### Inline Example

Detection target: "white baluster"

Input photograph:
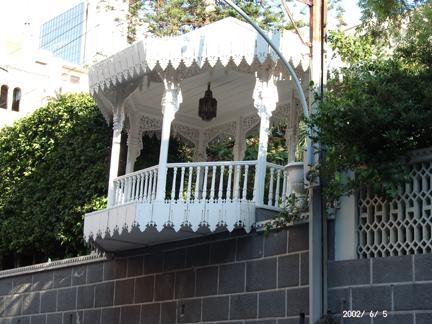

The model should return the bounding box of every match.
[187,166,193,202]
[210,166,216,201]
[218,165,225,200]
[242,165,249,201]
[143,173,149,201]
[275,169,281,207]
[131,175,137,201]
[195,166,201,201]
[202,166,209,200]
[138,173,145,201]
[147,172,153,202]
[226,165,233,200]
[282,170,288,206]
[171,167,178,201]
[120,179,125,204]
[268,167,275,206]
[179,167,185,201]
[233,164,241,200]
[113,181,119,205]
[152,171,157,200]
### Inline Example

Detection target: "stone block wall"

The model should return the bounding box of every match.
[0,224,309,324]
[328,254,432,324]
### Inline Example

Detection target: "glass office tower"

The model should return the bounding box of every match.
[39,3,85,64]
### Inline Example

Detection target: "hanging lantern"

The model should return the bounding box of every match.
[198,83,217,121]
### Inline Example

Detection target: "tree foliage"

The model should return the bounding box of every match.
[308,2,432,202]
[131,0,294,38]
[0,94,111,268]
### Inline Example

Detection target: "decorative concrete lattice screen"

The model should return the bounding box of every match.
[357,150,432,258]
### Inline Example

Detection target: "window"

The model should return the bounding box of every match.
[0,85,8,109]
[12,87,21,112]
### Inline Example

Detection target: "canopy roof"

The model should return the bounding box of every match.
[88,17,310,134]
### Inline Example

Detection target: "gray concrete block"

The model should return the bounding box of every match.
[32,272,53,291]
[71,266,86,286]
[373,313,413,324]
[22,292,40,315]
[77,285,95,309]
[219,263,245,294]
[246,258,276,291]
[210,239,236,264]
[286,287,309,316]
[141,303,160,324]
[11,317,29,324]
[175,270,195,299]
[57,287,76,311]
[127,256,144,277]
[394,283,432,310]
[83,309,101,324]
[46,313,62,324]
[62,310,83,324]
[161,302,176,324]
[94,282,114,307]
[258,290,285,318]
[264,231,287,256]
[278,254,300,288]
[416,312,432,324]
[246,321,277,324]
[114,279,134,305]
[202,296,229,322]
[372,256,412,283]
[120,305,140,324]
[230,293,258,319]
[328,259,370,287]
[415,254,432,281]
[0,318,10,324]
[256,207,279,222]
[164,249,186,271]
[40,291,56,313]
[30,314,46,324]
[135,275,154,303]
[186,244,210,267]
[196,266,218,296]
[300,252,309,286]
[237,235,263,260]
[352,286,391,311]
[288,224,309,252]
[12,276,32,294]
[144,254,164,274]
[155,273,174,301]
[86,262,103,283]
[327,288,350,314]
[4,294,22,317]
[0,280,12,296]
[101,307,120,324]
[53,269,71,288]
[177,298,201,323]
[104,258,127,280]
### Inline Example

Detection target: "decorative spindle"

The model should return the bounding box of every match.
[242,165,249,201]
[218,165,225,200]
[179,167,185,201]
[226,165,233,200]
[171,167,178,201]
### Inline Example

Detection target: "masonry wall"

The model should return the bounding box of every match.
[0,224,309,324]
[328,254,432,324]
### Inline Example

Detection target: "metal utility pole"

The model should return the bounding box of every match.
[309,0,327,322]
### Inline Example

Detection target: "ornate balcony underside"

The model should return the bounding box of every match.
[84,160,302,251]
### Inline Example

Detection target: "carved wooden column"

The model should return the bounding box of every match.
[253,74,278,206]
[108,111,124,207]
[126,117,143,174]
[233,117,246,161]
[156,79,182,201]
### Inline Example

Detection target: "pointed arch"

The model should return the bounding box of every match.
[0,85,8,109]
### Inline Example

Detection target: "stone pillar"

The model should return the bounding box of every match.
[156,80,182,201]
[193,130,207,162]
[108,111,124,207]
[253,75,278,206]
[125,117,143,174]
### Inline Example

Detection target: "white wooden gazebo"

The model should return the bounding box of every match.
[84,17,310,251]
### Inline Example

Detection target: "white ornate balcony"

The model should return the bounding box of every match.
[84,160,305,251]
[83,17,310,251]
